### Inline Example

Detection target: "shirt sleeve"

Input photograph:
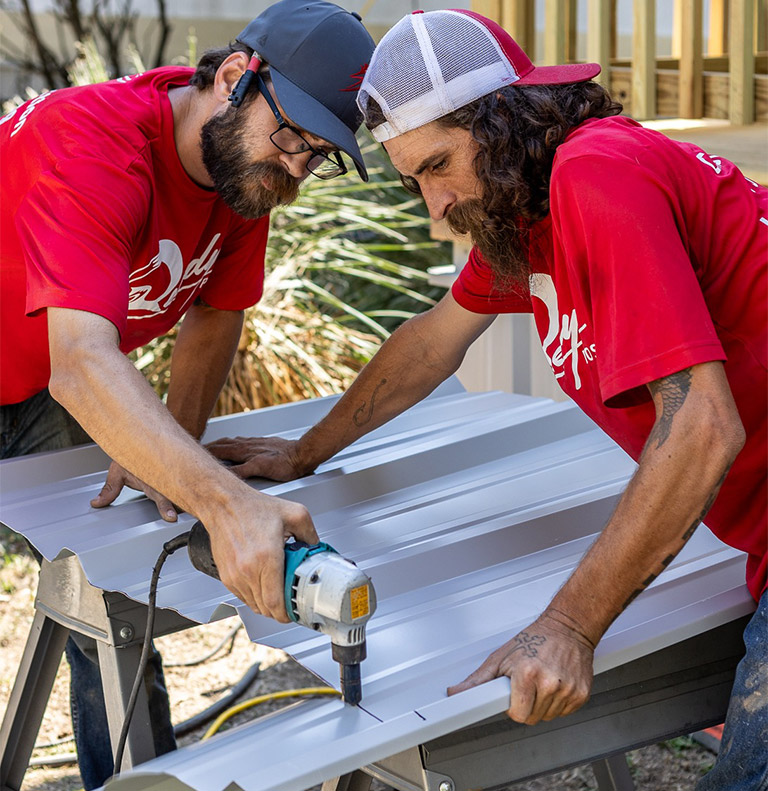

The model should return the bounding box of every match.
[550,154,725,408]
[16,155,151,337]
[199,214,269,311]
[452,246,532,314]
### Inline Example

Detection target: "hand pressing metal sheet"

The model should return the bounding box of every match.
[0,386,754,791]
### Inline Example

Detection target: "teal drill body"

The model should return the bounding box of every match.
[187,522,376,705]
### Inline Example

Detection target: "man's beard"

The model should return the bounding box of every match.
[200,106,300,220]
[446,197,531,293]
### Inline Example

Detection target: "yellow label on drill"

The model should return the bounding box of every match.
[350,584,370,619]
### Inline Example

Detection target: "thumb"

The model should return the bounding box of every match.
[91,469,123,509]
[289,513,319,545]
[230,461,262,480]
[232,456,293,482]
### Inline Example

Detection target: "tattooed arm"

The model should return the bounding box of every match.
[449,361,744,724]
[208,291,495,480]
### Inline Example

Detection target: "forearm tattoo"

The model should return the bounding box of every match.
[353,378,388,427]
[647,368,692,449]
[621,465,732,612]
[621,553,675,610]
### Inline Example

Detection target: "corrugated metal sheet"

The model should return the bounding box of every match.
[0,382,753,791]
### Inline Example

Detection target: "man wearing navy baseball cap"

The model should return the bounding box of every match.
[210,10,766,790]
[1,2,373,786]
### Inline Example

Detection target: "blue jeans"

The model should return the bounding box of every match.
[696,589,768,791]
[1,389,176,789]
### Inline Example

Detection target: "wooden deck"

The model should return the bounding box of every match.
[642,119,768,185]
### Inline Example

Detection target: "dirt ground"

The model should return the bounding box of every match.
[0,547,717,791]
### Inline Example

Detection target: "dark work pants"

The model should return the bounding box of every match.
[1,389,176,789]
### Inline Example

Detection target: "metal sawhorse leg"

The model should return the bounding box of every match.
[0,553,193,791]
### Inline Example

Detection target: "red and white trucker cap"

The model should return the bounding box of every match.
[358,9,601,143]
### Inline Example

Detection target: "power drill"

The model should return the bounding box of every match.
[187,521,377,705]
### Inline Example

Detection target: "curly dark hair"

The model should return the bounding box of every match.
[364,82,623,288]
[442,82,622,219]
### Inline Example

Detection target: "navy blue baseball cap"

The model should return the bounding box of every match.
[237,0,375,181]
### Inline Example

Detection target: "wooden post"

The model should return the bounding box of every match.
[679,0,703,118]
[471,0,502,22]
[632,0,656,120]
[587,0,612,88]
[756,0,768,51]
[501,0,535,58]
[708,0,728,55]
[731,0,756,123]
[565,0,578,62]
[545,0,567,65]
[673,0,683,58]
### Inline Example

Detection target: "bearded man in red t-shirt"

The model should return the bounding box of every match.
[0,1,374,786]
[208,10,767,791]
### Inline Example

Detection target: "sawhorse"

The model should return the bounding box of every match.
[0,553,194,791]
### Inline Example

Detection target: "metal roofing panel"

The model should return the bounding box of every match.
[0,382,754,791]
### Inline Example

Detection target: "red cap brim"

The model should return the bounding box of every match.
[514,62,601,86]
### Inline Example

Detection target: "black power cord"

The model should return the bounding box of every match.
[112,531,191,777]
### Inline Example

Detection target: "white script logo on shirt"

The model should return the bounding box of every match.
[128,234,222,319]
[530,274,596,391]
[2,91,56,138]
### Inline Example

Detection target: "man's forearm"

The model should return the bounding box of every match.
[48,312,253,525]
[295,306,477,472]
[544,363,744,646]
[166,301,244,439]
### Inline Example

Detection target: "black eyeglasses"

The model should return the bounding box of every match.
[256,74,347,180]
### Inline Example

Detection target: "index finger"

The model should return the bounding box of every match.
[446,663,498,696]
[507,676,537,723]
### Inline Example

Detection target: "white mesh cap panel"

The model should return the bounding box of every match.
[370,18,432,116]
[358,10,521,142]
[423,11,502,84]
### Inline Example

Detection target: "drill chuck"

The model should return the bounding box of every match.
[332,642,366,705]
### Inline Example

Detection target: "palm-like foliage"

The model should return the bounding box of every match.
[134,142,447,414]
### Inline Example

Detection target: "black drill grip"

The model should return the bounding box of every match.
[187,521,220,580]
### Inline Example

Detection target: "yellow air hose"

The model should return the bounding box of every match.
[201,687,341,740]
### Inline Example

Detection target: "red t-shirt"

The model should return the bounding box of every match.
[1,67,269,405]
[453,116,767,600]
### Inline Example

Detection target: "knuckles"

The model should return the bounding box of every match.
[284,502,312,528]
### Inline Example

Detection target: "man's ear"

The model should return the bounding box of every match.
[212,51,250,105]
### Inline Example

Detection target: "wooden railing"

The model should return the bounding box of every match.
[471,0,767,123]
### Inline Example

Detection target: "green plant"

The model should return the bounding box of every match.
[135,140,448,414]
[661,735,698,756]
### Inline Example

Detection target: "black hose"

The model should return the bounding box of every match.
[31,661,262,767]
[164,622,243,668]
[172,661,261,737]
